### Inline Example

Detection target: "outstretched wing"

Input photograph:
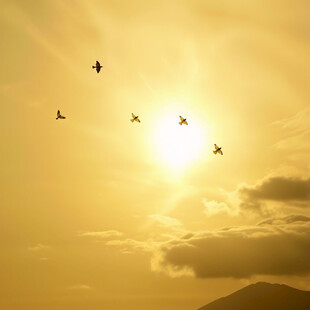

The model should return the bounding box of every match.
[218,149,223,155]
[179,116,184,121]
[96,61,100,66]
[60,116,66,119]
[57,110,60,117]
[183,120,188,125]
[135,118,141,123]
[132,113,136,118]
[214,144,219,150]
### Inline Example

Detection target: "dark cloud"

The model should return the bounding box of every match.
[202,176,310,218]
[155,220,310,278]
[240,177,310,201]
[258,214,310,226]
[238,176,310,215]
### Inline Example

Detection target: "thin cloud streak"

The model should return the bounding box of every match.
[77,230,123,238]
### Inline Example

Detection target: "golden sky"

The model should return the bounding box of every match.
[0,1,309,309]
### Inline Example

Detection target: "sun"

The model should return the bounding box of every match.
[151,110,206,170]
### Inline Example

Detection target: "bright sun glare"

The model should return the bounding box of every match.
[152,110,206,170]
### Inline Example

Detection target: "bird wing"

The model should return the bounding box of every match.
[179,116,184,121]
[214,144,219,150]
[132,113,136,118]
[135,118,141,123]
[96,61,100,66]
[57,110,60,116]
[219,150,223,155]
[184,120,188,125]
[213,150,217,154]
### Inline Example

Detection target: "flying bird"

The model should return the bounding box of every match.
[179,116,188,125]
[92,60,102,73]
[131,113,141,123]
[213,144,223,155]
[56,110,66,120]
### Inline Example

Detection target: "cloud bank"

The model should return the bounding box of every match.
[153,216,310,278]
[103,215,310,279]
[203,175,310,217]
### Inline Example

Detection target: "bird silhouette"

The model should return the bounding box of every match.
[92,60,103,73]
[131,113,141,123]
[179,115,188,125]
[56,110,66,120]
[213,144,223,155]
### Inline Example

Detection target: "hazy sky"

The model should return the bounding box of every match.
[0,1,309,309]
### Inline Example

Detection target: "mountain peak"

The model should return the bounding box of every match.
[198,282,310,310]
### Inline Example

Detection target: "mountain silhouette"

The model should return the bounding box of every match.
[198,282,310,310]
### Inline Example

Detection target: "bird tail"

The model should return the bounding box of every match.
[56,117,58,120]
[213,150,217,154]
[179,122,182,125]
[131,119,134,122]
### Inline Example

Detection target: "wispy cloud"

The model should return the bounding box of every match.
[202,199,238,217]
[39,257,49,261]
[105,238,156,253]
[77,230,123,238]
[271,109,310,163]
[28,243,50,251]
[66,284,93,290]
[148,214,182,228]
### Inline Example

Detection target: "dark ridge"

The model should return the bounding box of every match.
[197,282,310,310]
